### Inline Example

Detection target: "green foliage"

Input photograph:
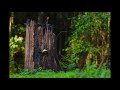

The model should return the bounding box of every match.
[11,24,26,37]
[16,24,26,35]
[9,35,25,73]
[9,23,25,74]
[10,65,110,78]
[72,12,110,36]
[10,24,25,54]
[9,35,24,57]
[80,61,111,78]
[60,12,111,71]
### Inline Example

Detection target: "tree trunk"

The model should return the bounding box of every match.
[9,12,14,36]
[24,20,35,69]
[25,19,61,71]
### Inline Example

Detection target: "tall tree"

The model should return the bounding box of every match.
[9,12,14,36]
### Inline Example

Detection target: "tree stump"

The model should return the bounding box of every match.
[25,20,61,71]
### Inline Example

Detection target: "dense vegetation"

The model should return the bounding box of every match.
[9,12,111,78]
[60,12,111,70]
[10,64,110,78]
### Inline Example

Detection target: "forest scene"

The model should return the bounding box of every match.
[9,12,111,78]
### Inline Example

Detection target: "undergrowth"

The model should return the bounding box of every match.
[10,65,111,78]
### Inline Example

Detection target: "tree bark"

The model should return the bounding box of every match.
[24,20,34,69]
[9,12,14,36]
[25,20,61,71]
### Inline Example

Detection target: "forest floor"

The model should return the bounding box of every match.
[10,68,111,78]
